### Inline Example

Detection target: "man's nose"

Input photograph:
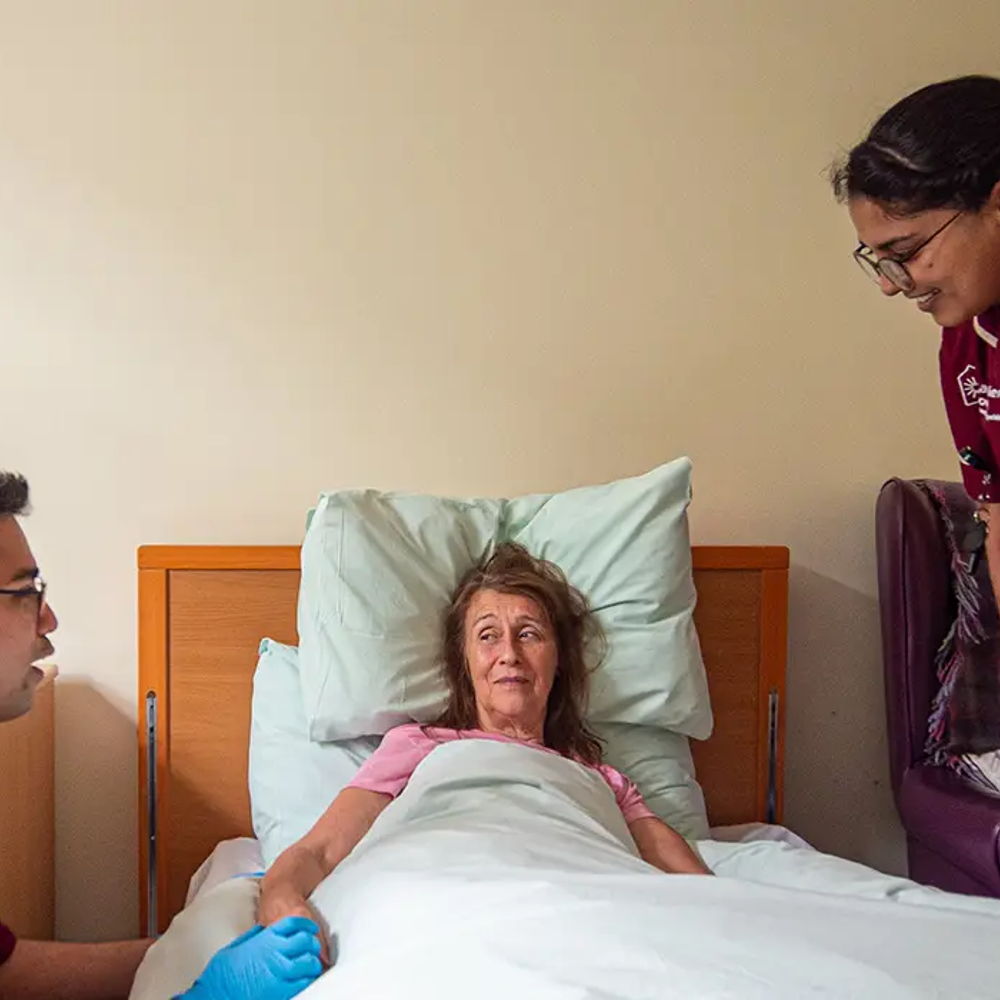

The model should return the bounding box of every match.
[38,600,58,635]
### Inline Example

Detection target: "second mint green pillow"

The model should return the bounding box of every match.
[297,458,711,742]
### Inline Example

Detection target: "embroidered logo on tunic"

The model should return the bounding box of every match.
[958,364,1000,421]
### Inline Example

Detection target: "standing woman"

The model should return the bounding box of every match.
[833,75,1000,597]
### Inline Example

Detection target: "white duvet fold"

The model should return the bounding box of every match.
[133,740,1000,1000]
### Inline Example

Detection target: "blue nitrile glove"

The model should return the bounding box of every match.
[175,916,323,1000]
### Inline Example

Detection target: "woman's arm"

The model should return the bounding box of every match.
[628,817,712,875]
[258,787,390,926]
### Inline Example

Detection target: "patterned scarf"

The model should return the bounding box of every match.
[920,480,1000,786]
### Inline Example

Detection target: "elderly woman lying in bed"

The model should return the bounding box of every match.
[259,543,709,932]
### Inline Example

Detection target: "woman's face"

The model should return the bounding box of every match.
[463,588,557,735]
[848,192,1000,328]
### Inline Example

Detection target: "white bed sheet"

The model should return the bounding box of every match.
[139,745,997,999]
[185,837,264,906]
[186,824,812,905]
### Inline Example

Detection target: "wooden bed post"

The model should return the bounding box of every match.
[760,566,789,823]
[137,566,169,937]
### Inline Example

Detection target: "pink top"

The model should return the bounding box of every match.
[347,723,656,825]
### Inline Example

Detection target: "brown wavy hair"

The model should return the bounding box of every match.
[434,542,605,765]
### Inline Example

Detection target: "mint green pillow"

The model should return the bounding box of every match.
[297,458,711,742]
[592,722,709,840]
[250,639,381,867]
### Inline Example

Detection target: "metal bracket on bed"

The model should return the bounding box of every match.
[145,690,158,937]
[766,688,779,824]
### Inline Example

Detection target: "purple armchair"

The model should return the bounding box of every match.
[876,477,1000,896]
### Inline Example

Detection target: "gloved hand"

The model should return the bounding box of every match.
[176,916,323,1000]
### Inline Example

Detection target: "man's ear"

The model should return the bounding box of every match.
[986,179,1000,219]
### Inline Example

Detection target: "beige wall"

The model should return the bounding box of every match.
[2,1,996,939]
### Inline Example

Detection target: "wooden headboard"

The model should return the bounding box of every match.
[137,545,788,934]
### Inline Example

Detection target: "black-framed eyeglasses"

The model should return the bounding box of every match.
[853,211,963,292]
[0,574,47,614]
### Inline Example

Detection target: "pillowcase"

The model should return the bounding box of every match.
[297,458,710,742]
[250,641,709,858]
[592,722,709,840]
[248,638,380,867]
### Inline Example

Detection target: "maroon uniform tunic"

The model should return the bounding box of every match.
[940,306,1000,502]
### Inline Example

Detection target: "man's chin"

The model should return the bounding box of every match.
[0,690,36,722]
[0,668,43,722]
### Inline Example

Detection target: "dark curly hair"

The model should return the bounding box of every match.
[434,542,605,765]
[831,75,1000,215]
[0,472,29,518]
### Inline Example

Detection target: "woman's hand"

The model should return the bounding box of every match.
[257,895,319,929]
[257,789,391,969]
[257,895,330,966]
[976,503,1000,615]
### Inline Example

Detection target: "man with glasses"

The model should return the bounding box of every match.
[0,472,323,999]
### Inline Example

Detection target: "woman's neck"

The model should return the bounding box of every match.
[476,710,544,744]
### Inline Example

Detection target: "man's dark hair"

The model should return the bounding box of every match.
[0,472,30,517]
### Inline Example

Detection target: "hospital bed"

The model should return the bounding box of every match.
[130,523,1000,998]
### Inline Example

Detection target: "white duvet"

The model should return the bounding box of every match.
[133,741,1000,999]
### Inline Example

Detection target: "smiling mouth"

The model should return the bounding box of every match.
[911,290,939,311]
[496,677,529,686]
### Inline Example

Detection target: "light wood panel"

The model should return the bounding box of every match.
[138,545,788,932]
[688,569,787,825]
[0,670,55,938]
[140,547,300,571]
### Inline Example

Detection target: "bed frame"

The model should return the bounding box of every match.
[137,544,789,934]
